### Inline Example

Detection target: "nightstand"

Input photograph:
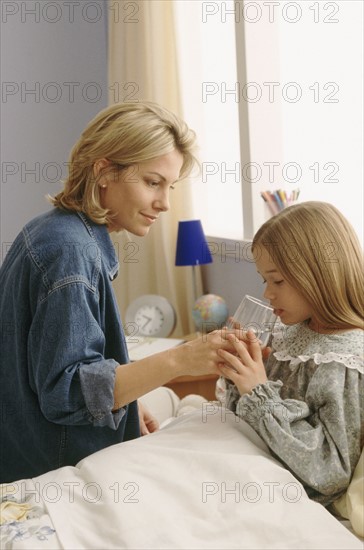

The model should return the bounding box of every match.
[164,373,218,400]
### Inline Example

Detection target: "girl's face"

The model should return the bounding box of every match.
[255,245,318,329]
[97,149,184,235]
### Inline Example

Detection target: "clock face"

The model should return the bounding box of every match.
[135,305,165,336]
[125,295,176,338]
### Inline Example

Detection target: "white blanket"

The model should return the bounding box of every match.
[1,408,362,549]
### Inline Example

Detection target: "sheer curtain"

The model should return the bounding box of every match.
[108,0,199,335]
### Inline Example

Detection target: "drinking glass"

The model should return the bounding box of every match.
[215,295,276,403]
[226,294,276,347]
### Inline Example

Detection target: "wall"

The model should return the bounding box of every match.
[202,237,265,316]
[1,0,108,261]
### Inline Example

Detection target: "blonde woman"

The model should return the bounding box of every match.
[0,102,236,483]
[218,202,364,507]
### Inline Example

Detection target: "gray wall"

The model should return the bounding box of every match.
[202,237,265,318]
[1,1,108,261]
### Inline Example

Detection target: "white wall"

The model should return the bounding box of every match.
[1,0,108,262]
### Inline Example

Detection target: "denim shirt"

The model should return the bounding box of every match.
[0,208,140,483]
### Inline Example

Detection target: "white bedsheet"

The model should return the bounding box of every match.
[1,409,363,549]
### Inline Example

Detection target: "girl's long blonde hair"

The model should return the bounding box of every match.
[252,201,364,331]
[49,101,197,224]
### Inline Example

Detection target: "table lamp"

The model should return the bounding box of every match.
[175,219,212,303]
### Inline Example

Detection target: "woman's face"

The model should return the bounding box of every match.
[97,149,184,235]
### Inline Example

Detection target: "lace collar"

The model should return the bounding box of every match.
[271,322,364,373]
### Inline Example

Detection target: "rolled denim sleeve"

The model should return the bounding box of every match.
[28,280,126,430]
[79,359,126,428]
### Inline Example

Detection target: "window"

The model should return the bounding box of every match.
[175,0,363,244]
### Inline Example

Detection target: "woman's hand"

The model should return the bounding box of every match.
[216,330,268,395]
[173,329,246,377]
[114,329,250,409]
[138,401,159,435]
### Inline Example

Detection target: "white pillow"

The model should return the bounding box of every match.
[333,447,364,538]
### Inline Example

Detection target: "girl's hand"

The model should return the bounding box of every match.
[217,330,268,395]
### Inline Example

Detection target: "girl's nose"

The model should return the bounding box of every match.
[263,285,274,301]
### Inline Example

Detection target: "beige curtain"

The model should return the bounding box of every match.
[108,0,201,336]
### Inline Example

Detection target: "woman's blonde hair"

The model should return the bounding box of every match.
[49,101,197,224]
[252,201,364,331]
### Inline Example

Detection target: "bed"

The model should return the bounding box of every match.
[1,390,363,550]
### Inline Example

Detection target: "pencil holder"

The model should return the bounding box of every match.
[261,189,300,218]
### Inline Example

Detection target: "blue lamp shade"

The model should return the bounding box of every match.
[175,220,213,266]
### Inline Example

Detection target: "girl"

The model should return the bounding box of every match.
[217,201,363,506]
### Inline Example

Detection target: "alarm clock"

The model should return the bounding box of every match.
[125,294,176,337]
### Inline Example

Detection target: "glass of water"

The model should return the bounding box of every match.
[226,294,276,346]
[216,295,276,403]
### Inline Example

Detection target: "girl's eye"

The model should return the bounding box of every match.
[262,279,284,285]
[147,181,160,187]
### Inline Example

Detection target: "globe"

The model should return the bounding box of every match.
[192,294,229,332]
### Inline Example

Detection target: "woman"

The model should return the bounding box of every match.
[0,101,234,483]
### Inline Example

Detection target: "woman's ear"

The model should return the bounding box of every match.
[93,158,110,186]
